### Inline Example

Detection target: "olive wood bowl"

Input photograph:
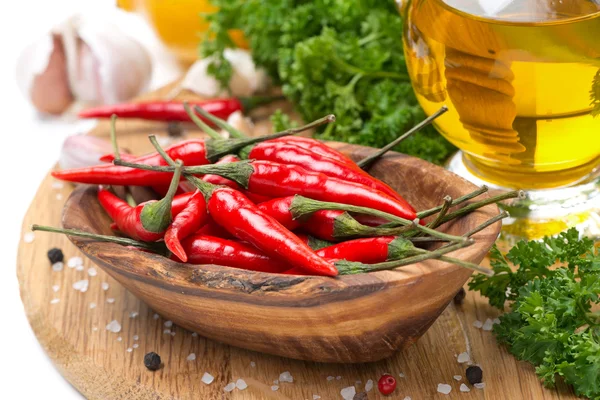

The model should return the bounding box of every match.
[62,143,500,363]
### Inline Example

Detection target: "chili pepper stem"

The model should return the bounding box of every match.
[462,211,509,238]
[438,190,523,225]
[183,102,222,140]
[31,224,162,252]
[332,212,415,238]
[358,105,448,170]
[139,161,183,233]
[428,195,452,229]
[335,240,473,275]
[409,248,494,276]
[290,196,468,243]
[417,186,489,219]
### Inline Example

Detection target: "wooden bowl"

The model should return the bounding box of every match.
[62,143,500,363]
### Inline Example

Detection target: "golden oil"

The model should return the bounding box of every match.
[401,0,600,189]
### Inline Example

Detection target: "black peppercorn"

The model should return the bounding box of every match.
[47,248,64,264]
[466,365,483,385]
[144,352,162,371]
[167,121,183,137]
[453,287,466,305]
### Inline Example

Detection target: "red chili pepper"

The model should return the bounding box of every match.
[316,236,413,264]
[243,141,409,203]
[97,162,182,241]
[78,97,280,122]
[195,219,234,239]
[203,155,270,203]
[200,161,417,221]
[164,191,208,262]
[378,375,397,395]
[173,234,288,273]
[271,136,359,169]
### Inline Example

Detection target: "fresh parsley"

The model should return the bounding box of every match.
[469,228,600,399]
[200,0,456,165]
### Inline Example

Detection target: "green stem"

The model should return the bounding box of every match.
[290,196,467,243]
[31,224,161,252]
[428,195,452,229]
[417,186,489,219]
[410,248,493,276]
[193,104,244,139]
[139,161,183,233]
[330,52,409,80]
[184,102,221,140]
[358,105,448,170]
[437,190,523,225]
[462,211,509,238]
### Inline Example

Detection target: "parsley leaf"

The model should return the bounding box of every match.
[470,228,600,399]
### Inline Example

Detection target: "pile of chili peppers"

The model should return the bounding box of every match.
[36,103,518,277]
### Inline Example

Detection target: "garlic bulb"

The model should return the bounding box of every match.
[16,14,152,115]
[58,134,115,170]
[179,49,269,98]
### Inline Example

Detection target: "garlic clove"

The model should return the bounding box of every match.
[59,134,115,170]
[17,33,74,115]
[224,111,255,139]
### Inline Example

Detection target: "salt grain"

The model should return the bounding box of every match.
[75,265,84,271]
[313,395,321,400]
[127,348,133,353]
[133,335,139,341]
[170,331,176,337]
[130,312,139,319]
[271,385,279,391]
[52,285,60,292]
[56,193,63,200]
[437,383,452,395]
[52,181,64,189]
[365,379,373,392]
[68,256,83,268]
[191,332,198,337]
[105,320,121,333]
[399,372,405,378]
[327,376,335,381]
[474,383,486,389]
[87,267,97,277]
[52,262,64,272]
[163,329,171,335]
[101,282,109,291]
[73,279,89,293]
[117,337,122,342]
[224,382,236,392]
[187,353,196,361]
[236,379,248,390]
[454,375,462,381]
[201,372,214,385]
[336,376,341,380]
[340,386,356,400]
[460,383,470,392]
[106,298,115,304]
[457,352,470,363]
[473,320,483,328]
[50,298,60,304]
[153,313,159,320]
[482,318,494,331]
[23,232,35,243]
[493,318,501,325]
[279,371,293,383]
[89,302,96,309]
[164,320,173,328]
[133,344,139,349]
[250,361,256,368]
[273,380,279,384]
[92,327,98,332]
[404,397,412,400]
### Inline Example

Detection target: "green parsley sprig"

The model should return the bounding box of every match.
[469,228,600,399]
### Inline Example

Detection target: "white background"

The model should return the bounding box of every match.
[0,1,181,397]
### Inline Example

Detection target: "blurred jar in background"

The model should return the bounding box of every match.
[117,0,248,65]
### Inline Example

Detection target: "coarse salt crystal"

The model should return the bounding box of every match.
[313,395,321,400]
[75,265,84,271]
[56,193,63,200]
[170,331,176,337]
[130,312,139,319]
[52,181,64,189]
[101,282,109,291]
[52,262,64,272]
[340,386,356,400]
[365,379,373,392]
[117,337,122,342]
[126,348,133,353]
[437,383,452,395]
[271,385,279,391]
[327,376,335,381]
[460,383,470,392]
[106,320,121,333]
[153,313,159,320]
[164,320,173,328]
[68,257,83,268]
[250,361,256,368]
[133,344,139,349]
[106,298,115,304]
[279,371,293,383]
[89,302,96,309]
[236,379,248,390]
[482,318,494,331]
[355,380,362,385]
[52,285,60,292]
[191,332,198,337]
[474,383,486,389]
[50,298,60,304]
[133,335,139,340]
[493,318,501,325]
[92,327,98,332]
[163,329,171,335]
[399,372,405,378]
[73,280,89,292]
[87,267,97,277]
[201,372,214,385]
[404,397,412,400]
[273,380,279,384]
[187,353,196,361]
[473,320,483,328]
[336,376,341,380]
[457,352,470,363]
[23,232,35,243]
[454,375,462,381]
[224,382,236,392]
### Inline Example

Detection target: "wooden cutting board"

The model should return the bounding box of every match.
[16,85,577,400]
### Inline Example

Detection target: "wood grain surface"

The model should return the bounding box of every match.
[16,86,577,399]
